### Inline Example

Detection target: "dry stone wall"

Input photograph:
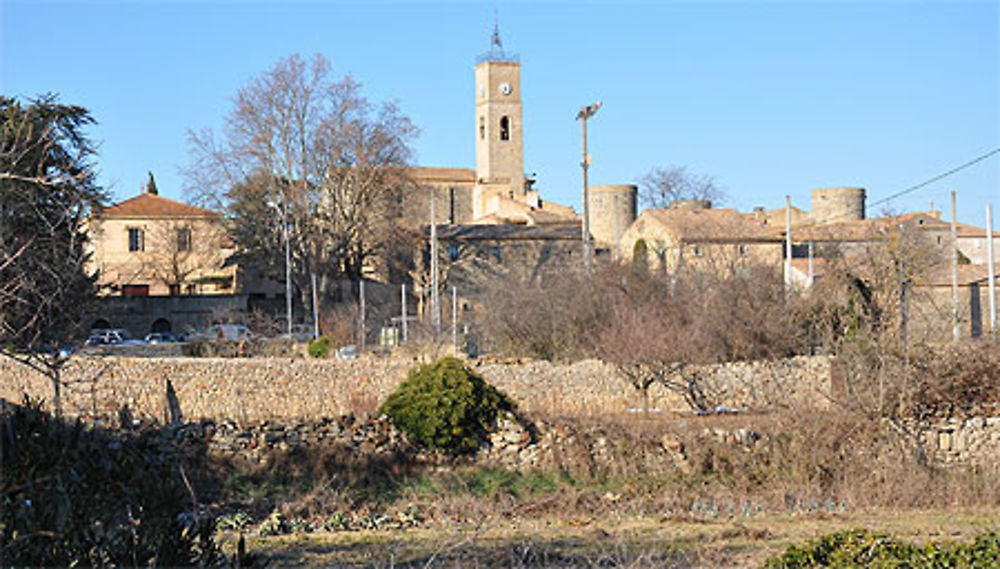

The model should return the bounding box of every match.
[0,355,835,423]
[919,416,1000,467]
[0,355,832,421]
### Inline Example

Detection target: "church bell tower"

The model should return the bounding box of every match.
[473,23,526,219]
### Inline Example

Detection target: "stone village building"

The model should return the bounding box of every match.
[83,31,1000,342]
[86,176,237,298]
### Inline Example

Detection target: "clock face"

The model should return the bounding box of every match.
[499,82,512,95]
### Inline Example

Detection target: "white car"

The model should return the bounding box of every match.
[85,329,145,346]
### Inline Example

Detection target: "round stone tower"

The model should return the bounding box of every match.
[588,184,638,247]
[810,187,866,224]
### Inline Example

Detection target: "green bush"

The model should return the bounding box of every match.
[765,528,1000,568]
[181,340,213,357]
[307,335,333,358]
[0,398,221,566]
[380,357,514,455]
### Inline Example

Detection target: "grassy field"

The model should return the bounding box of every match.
[229,507,1000,567]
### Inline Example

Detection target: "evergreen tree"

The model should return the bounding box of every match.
[0,94,106,414]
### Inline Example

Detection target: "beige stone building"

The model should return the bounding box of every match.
[618,205,784,275]
[87,183,236,296]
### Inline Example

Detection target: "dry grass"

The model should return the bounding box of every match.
[238,507,1000,567]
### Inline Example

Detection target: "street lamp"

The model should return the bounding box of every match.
[577,101,601,275]
[266,198,293,337]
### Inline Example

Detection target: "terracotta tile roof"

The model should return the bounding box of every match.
[789,212,954,242]
[917,264,1000,287]
[525,208,575,225]
[954,221,999,238]
[99,193,221,219]
[432,223,580,242]
[644,208,780,242]
[408,166,476,184]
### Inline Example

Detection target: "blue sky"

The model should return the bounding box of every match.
[2,1,998,225]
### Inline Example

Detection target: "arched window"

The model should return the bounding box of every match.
[479,116,485,140]
[632,239,648,273]
[499,116,510,141]
[151,318,172,334]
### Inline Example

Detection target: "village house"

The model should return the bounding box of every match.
[86,176,237,297]
[617,203,784,276]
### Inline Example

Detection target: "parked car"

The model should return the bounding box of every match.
[144,332,179,344]
[188,324,252,343]
[279,323,316,342]
[85,328,144,346]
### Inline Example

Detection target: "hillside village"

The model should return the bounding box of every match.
[82,34,1000,346]
[4,14,1000,568]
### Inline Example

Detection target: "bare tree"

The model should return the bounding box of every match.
[146,219,228,293]
[1,94,105,415]
[639,165,725,209]
[185,53,418,314]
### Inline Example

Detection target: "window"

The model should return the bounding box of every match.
[122,284,149,296]
[738,244,748,256]
[499,116,510,141]
[479,116,485,140]
[128,227,144,252]
[447,244,459,261]
[177,227,192,252]
[168,284,181,296]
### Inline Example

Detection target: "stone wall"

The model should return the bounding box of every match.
[919,416,1000,467]
[0,355,835,423]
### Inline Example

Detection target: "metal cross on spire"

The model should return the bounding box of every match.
[476,11,518,64]
[491,11,503,52]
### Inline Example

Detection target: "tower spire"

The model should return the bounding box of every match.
[491,11,503,53]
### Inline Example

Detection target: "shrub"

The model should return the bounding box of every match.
[0,398,221,566]
[765,528,1000,568]
[380,357,514,455]
[307,335,333,358]
[181,340,213,357]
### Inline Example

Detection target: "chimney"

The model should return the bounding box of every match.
[145,171,159,195]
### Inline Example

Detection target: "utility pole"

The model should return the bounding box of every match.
[577,101,601,276]
[359,279,366,351]
[311,272,319,340]
[430,190,441,337]
[785,195,793,295]
[899,223,909,366]
[267,198,293,337]
[951,190,960,342]
[401,284,408,343]
[452,286,458,355]
[987,204,997,336]
[807,241,815,287]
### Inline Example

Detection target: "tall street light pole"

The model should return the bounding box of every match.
[267,199,293,337]
[577,101,601,275]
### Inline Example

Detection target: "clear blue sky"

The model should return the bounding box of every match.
[3,1,998,225]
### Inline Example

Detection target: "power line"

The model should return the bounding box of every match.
[868,147,1000,211]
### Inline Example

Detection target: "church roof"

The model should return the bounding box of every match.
[408,166,476,184]
[431,223,580,242]
[99,192,221,219]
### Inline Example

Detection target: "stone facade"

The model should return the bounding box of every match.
[87,187,237,297]
[588,185,637,250]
